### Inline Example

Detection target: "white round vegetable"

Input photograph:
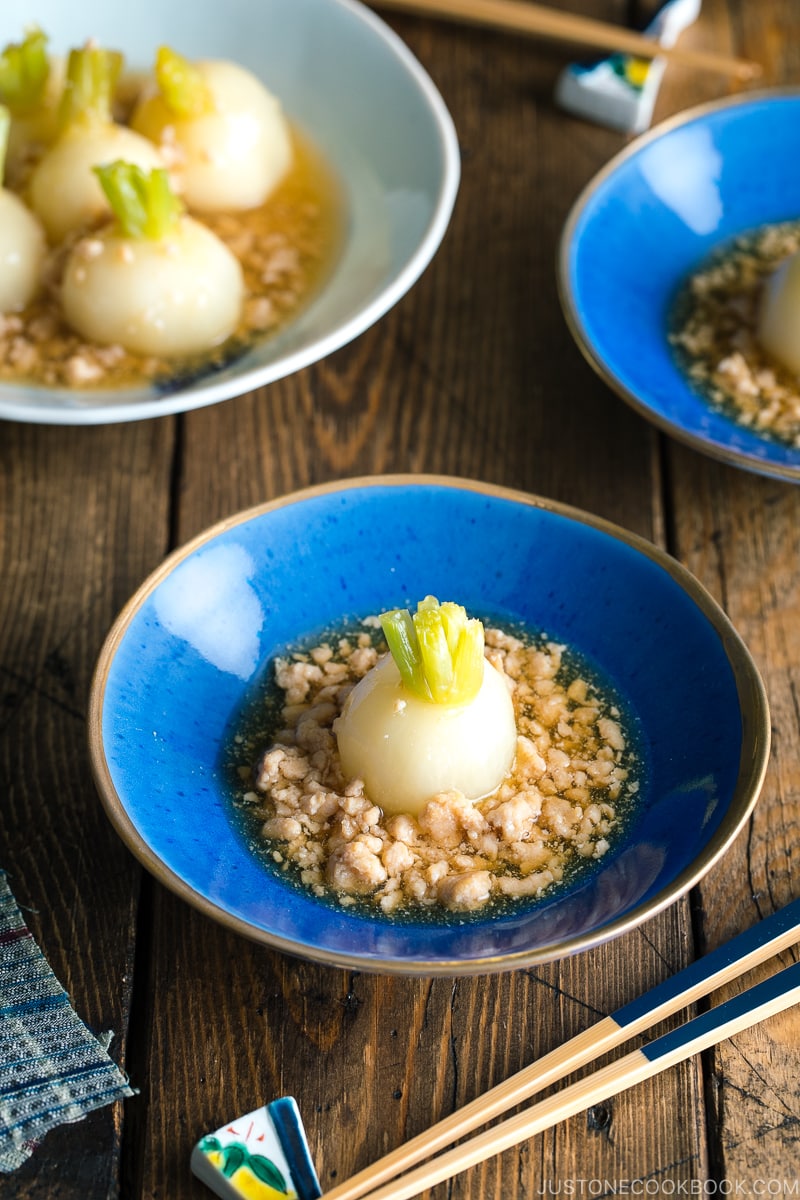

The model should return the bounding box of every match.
[132,59,292,212]
[29,124,163,242]
[0,188,46,312]
[335,654,517,816]
[757,251,800,376]
[61,215,244,357]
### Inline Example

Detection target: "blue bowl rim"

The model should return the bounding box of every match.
[557,88,800,485]
[87,475,771,974]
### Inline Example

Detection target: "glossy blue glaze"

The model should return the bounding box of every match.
[269,1098,321,1200]
[92,479,768,972]
[560,92,800,482]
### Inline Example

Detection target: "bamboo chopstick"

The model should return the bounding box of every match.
[320,898,800,1200]
[352,958,800,1200]
[373,0,761,80]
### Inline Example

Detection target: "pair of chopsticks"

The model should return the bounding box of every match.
[373,0,761,81]
[320,898,800,1200]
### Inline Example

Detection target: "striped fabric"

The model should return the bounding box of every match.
[0,871,135,1172]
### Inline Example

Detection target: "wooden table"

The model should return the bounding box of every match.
[3,1,799,1196]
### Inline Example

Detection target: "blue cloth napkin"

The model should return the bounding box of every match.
[0,870,135,1171]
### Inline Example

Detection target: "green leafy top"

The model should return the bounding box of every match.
[154,46,213,119]
[59,43,123,129]
[0,28,50,117]
[93,161,183,240]
[380,596,485,705]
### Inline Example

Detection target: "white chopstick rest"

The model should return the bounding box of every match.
[554,0,702,134]
[192,1097,321,1200]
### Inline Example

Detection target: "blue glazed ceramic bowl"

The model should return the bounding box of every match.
[559,91,800,483]
[88,477,769,974]
[0,0,458,425]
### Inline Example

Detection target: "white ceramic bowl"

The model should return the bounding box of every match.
[1,0,459,424]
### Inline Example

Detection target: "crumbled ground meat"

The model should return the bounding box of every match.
[239,623,637,915]
[0,130,340,391]
[669,221,800,447]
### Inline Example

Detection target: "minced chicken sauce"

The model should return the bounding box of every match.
[669,220,800,447]
[230,620,639,917]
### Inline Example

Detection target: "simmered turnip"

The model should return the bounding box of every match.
[61,161,243,357]
[0,105,46,312]
[29,44,163,242]
[131,48,291,212]
[758,251,800,376]
[335,598,517,816]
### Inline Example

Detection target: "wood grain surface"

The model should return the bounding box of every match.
[1,2,798,1198]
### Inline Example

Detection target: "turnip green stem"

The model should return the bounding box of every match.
[155,46,213,119]
[414,607,454,703]
[380,596,485,705]
[0,28,49,117]
[59,43,123,129]
[380,607,432,702]
[94,161,183,240]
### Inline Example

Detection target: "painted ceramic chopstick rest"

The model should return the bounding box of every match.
[554,0,702,134]
[191,1098,321,1200]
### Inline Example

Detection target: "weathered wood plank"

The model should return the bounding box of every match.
[0,421,175,1197]
[5,1,800,1198]
[667,455,800,1180]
